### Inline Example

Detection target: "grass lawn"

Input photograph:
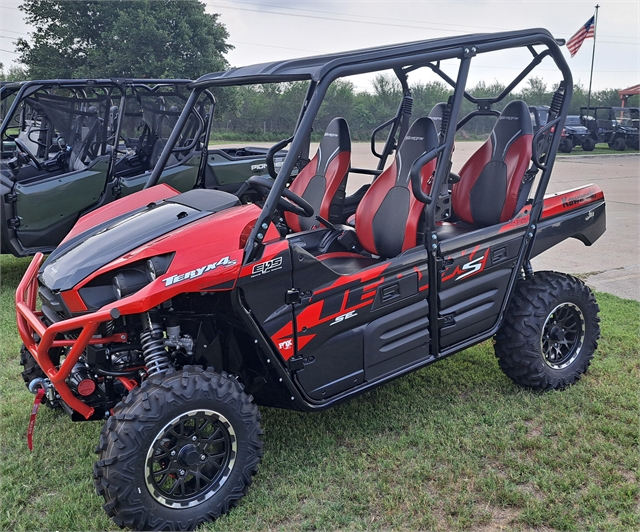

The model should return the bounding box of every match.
[0,254,638,531]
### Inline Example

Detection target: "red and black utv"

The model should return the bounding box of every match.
[16,29,605,531]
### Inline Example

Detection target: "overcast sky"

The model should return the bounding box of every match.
[1,0,638,92]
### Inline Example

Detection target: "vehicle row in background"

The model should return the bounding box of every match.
[529,104,639,153]
[0,79,290,257]
[580,106,639,151]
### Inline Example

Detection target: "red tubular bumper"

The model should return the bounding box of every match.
[16,253,127,419]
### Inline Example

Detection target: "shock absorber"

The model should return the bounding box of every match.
[440,97,453,141]
[140,312,171,376]
[549,81,565,120]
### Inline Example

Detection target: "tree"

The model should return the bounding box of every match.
[0,62,28,81]
[16,0,232,79]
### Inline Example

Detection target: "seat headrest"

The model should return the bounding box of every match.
[314,117,351,174]
[321,117,350,152]
[395,117,439,185]
[490,100,533,160]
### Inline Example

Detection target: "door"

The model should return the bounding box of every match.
[289,243,431,401]
[437,223,528,349]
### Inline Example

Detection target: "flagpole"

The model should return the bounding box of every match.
[586,4,600,113]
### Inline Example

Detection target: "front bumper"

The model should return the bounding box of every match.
[16,253,127,419]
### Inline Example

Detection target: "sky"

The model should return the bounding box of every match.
[1,0,638,93]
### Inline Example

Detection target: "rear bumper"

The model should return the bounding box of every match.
[16,253,127,419]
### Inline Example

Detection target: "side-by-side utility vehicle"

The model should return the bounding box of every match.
[579,105,639,151]
[1,79,292,257]
[16,29,605,531]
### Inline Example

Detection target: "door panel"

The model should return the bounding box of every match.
[363,299,430,380]
[14,158,110,248]
[438,230,525,348]
[119,154,202,196]
[291,244,430,399]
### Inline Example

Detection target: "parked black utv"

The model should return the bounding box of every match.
[529,106,593,152]
[580,106,639,151]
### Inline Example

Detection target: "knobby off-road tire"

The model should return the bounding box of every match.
[559,138,573,153]
[613,137,626,151]
[494,271,600,391]
[94,366,263,531]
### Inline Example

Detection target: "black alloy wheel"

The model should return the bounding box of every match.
[494,271,600,390]
[94,366,263,531]
[145,408,236,509]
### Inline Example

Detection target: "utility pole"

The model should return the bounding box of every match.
[586,4,600,113]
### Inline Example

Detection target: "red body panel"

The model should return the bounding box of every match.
[541,184,604,219]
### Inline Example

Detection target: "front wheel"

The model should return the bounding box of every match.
[494,271,600,391]
[581,138,596,152]
[613,137,626,151]
[94,366,263,531]
[559,138,573,153]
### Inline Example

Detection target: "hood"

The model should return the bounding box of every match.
[565,125,589,134]
[41,189,240,291]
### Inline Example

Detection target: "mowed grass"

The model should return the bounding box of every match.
[0,254,638,531]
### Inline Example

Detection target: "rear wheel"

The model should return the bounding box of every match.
[94,366,263,531]
[494,271,600,391]
[581,138,596,151]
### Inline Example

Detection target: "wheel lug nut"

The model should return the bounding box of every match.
[200,454,206,461]
[179,469,185,476]
[170,450,176,457]
[192,435,197,441]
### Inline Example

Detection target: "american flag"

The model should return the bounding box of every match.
[567,16,596,57]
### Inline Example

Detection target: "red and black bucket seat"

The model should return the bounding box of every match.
[285,117,351,232]
[450,99,533,228]
[353,116,440,259]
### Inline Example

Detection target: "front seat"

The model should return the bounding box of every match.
[285,117,351,232]
[450,100,533,227]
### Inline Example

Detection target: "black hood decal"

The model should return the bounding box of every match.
[41,189,240,291]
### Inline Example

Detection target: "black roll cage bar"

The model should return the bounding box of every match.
[146,30,573,358]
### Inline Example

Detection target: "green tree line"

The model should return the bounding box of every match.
[211,76,640,141]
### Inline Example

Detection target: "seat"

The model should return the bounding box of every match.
[450,100,533,227]
[284,117,351,232]
[353,116,440,259]
[68,105,103,171]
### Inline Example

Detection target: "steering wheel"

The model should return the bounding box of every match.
[246,175,314,218]
[14,138,43,170]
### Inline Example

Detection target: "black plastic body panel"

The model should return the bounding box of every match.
[364,299,430,380]
[530,200,606,258]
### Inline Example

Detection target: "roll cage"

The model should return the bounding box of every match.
[146,28,573,358]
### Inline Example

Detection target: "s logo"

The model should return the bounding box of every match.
[455,251,489,281]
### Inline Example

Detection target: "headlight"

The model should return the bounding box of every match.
[112,270,148,300]
[145,255,173,282]
[79,253,175,308]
